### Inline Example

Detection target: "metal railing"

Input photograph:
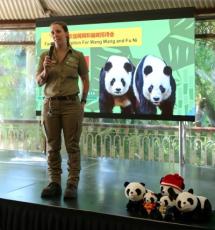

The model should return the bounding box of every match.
[0,120,214,167]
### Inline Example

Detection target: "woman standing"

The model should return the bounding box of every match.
[36,21,89,199]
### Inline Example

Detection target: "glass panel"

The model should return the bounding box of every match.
[196,20,215,34]
[0,30,35,42]
[0,45,36,119]
[195,38,215,127]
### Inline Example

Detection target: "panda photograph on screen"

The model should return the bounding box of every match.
[99,55,137,114]
[133,55,176,116]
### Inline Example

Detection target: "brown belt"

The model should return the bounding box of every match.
[47,94,78,101]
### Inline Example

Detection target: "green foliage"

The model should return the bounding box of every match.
[0,45,36,119]
[195,39,215,126]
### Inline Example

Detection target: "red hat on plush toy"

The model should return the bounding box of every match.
[160,173,185,192]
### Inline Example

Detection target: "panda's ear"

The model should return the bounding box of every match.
[104,62,112,72]
[140,182,145,187]
[124,181,130,187]
[181,182,185,190]
[188,188,194,194]
[168,187,178,200]
[144,65,153,75]
[157,193,162,200]
[124,62,132,73]
[163,66,172,76]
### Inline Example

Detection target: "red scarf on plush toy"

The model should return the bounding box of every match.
[143,202,157,214]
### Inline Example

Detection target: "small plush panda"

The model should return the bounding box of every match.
[167,188,212,222]
[158,195,176,219]
[159,195,175,207]
[124,181,147,213]
[160,173,185,197]
[133,55,176,116]
[99,55,136,114]
[142,191,162,219]
[143,191,159,204]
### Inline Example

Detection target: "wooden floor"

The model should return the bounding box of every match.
[0,150,215,230]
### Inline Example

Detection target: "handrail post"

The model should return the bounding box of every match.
[179,121,185,175]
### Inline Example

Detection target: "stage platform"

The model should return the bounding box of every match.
[0,150,215,230]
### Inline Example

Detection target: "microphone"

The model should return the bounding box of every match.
[48,42,55,59]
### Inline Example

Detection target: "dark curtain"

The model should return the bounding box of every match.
[0,199,213,230]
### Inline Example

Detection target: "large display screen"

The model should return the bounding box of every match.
[36,8,195,121]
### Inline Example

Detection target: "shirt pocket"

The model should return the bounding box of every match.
[64,61,78,77]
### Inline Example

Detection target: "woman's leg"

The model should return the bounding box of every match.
[41,99,63,198]
[62,99,83,197]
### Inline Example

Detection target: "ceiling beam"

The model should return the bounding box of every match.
[0,20,35,29]
[196,8,215,19]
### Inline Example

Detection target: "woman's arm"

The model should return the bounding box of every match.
[80,74,89,105]
[36,54,50,86]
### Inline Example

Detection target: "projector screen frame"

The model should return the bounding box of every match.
[35,7,195,121]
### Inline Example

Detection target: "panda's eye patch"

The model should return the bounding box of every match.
[110,79,115,86]
[151,198,155,202]
[177,200,182,208]
[188,198,193,205]
[121,79,126,87]
[169,197,174,201]
[148,85,153,93]
[164,200,168,206]
[159,85,165,93]
[126,189,130,195]
[144,65,153,75]
[163,66,172,76]
[104,62,112,72]
[136,188,141,195]
[124,62,132,72]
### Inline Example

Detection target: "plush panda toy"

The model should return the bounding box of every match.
[142,191,162,219]
[158,173,185,219]
[133,55,176,116]
[160,173,185,197]
[166,188,212,222]
[124,181,147,213]
[158,195,176,219]
[159,195,175,207]
[99,55,136,114]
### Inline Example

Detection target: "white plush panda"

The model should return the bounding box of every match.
[124,181,147,212]
[142,191,162,219]
[143,191,158,204]
[133,55,176,116]
[158,195,176,219]
[160,184,182,197]
[167,188,212,222]
[160,173,185,196]
[99,55,136,114]
[159,195,175,207]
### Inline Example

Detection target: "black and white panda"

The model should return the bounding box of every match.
[160,173,185,197]
[167,188,212,222]
[99,55,136,114]
[158,195,176,219]
[142,191,162,219]
[143,191,159,204]
[159,195,175,208]
[124,181,147,213]
[133,55,176,116]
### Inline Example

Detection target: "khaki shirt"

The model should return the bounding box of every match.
[37,47,88,97]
